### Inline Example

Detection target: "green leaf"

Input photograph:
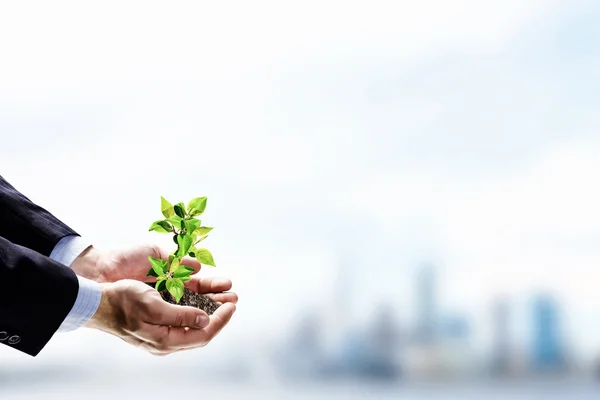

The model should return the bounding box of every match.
[148,256,168,276]
[158,220,172,231]
[185,218,201,235]
[187,197,207,216]
[189,251,196,258]
[166,278,185,302]
[193,226,213,236]
[161,197,175,218]
[172,234,179,245]
[167,215,183,229]
[156,278,167,292]
[173,265,194,278]
[180,276,192,282]
[176,234,193,257]
[149,220,172,234]
[195,248,216,267]
[174,202,186,218]
[169,256,181,273]
[195,234,209,244]
[146,267,160,278]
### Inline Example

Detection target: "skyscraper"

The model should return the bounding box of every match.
[415,263,436,344]
[531,294,565,372]
[364,305,402,379]
[491,297,511,375]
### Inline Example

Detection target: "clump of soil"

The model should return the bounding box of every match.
[147,283,220,315]
[160,287,220,315]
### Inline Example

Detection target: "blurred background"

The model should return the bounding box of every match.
[2,0,600,398]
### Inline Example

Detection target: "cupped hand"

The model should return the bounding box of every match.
[85,280,236,355]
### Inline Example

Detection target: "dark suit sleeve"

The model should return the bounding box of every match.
[0,237,79,356]
[0,175,80,356]
[0,175,79,256]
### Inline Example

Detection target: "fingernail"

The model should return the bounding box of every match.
[196,315,209,327]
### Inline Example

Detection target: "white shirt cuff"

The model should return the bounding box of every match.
[49,235,102,332]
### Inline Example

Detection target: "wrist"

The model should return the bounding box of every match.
[71,246,106,282]
[84,283,117,332]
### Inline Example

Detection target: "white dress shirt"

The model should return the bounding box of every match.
[49,236,102,331]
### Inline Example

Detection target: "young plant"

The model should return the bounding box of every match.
[146,196,216,302]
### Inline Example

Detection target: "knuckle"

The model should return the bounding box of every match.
[150,244,163,260]
[112,252,127,270]
[173,312,186,327]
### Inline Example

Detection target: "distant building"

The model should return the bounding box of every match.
[331,308,402,380]
[277,311,325,379]
[364,305,402,379]
[415,264,436,344]
[292,312,322,356]
[490,297,511,375]
[437,314,477,377]
[531,294,566,372]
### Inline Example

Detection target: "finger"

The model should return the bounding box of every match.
[156,303,236,349]
[206,292,238,304]
[144,298,210,328]
[184,302,236,348]
[185,276,232,294]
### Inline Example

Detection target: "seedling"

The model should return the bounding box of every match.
[146,196,216,302]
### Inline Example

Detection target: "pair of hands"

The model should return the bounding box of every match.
[72,245,237,356]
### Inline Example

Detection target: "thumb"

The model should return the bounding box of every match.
[147,299,210,328]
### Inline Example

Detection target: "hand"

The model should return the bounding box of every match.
[85,279,236,355]
[71,244,201,283]
[73,243,238,303]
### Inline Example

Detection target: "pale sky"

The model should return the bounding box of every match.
[1,0,600,368]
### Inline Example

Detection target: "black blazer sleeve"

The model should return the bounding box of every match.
[0,175,80,356]
[0,175,79,255]
[0,236,79,356]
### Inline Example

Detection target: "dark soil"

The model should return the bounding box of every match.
[147,283,220,315]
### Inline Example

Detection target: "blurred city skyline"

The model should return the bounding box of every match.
[1,0,600,398]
